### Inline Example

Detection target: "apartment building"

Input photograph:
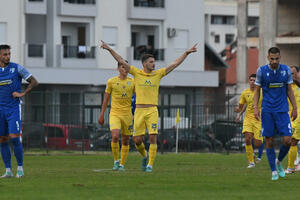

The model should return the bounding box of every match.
[0,0,225,125]
[204,0,259,53]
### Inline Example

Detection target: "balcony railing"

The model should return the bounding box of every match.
[64,0,95,4]
[63,46,96,59]
[25,0,47,15]
[134,0,165,8]
[24,43,46,67]
[133,46,164,61]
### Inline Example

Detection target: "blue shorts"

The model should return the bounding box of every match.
[261,111,292,137]
[0,106,22,136]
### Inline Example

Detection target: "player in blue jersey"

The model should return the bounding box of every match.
[0,45,38,178]
[253,47,297,181]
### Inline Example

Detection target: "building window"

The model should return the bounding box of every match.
[134,0,164,8]
[103,27,117,49]
[0,23,7,44]
[211,15,235,25]
[214,35,220,43]
[174,30,188,49]
[64,0,95,4]
[248,16,259,26]
[225,34,234,44]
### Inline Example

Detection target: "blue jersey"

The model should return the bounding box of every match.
[255,64,292,112]
[0,62,31,109]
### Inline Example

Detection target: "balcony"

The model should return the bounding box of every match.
[57,0,97,17]
[127,0,166,20]
[24,44,46,67]
[127,46,165,67]
[57,45,98,68]
[25,0,47,15]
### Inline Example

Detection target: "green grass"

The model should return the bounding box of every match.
[1,152,300,200]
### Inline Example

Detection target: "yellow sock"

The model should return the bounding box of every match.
[148,144,157,166]
[245,145,254,163]
[135,143,147,157]
[120,145,130,166]
[288,145,297,169]
[111,142,120,161]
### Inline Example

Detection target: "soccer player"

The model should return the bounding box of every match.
[100,40,197,172]
[98,62,134,171]
[0,44,38,178]
[253,47,297,181]
[286,66,300,173]
[234,74,263,168]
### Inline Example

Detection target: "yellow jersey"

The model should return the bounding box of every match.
[288,83,298,113]
[105,76,134,115]
[129,66,166,105]
[240,88,262,121]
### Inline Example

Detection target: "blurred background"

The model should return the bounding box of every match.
[0,0,298,153]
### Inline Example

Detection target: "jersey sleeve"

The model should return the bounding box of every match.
[105,79,112,94]
[255,67,262,86]
[158,68,166,78]
[287,67,293,84]
[129,66,138,76]
[17,64,32,80]
[239,91,246,105]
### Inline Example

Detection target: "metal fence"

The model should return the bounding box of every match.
[20,91,253,154]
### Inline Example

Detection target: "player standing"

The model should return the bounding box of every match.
[100,40,197,172]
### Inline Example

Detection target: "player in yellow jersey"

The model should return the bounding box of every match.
[98,61,134,171]
[100,40,197,172]
[234,74,264,168]
[286,66,300,173]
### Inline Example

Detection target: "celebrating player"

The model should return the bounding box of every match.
[101,40,197,172]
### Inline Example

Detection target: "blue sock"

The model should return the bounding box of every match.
[278,144,290,162]
[258,141,265,159]
[1,142,11,169]
[11,137,23,166]
[266,148,276,171]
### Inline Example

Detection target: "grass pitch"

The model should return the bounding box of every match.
[1,152,300,200]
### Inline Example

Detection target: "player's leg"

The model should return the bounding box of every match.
[261,112,278,180]
[145,107,159,172]
[253,121,264,163]
[109,115,121,170]
[286,138,298,173]
[0,136,13,178]
[119,114,133,171]
[257,141,265,163]
[133,108,147,158]
[244,132,255,168]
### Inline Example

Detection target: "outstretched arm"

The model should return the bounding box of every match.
[98,93,110,125]
[12,76,39,98]
[165,43,197,75]
[100,40,131,72]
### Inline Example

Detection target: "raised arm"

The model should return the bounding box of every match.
[98,93,110,125]
[287,84,298,121]
[165,43,197,75]
[253,85,261,120]
[12,76,39,98]
[100,40,131,72]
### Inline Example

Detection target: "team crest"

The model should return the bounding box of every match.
[127,82,131,85]
[10,68,15,73]
[280,70,286,77]
[267,73,269,76]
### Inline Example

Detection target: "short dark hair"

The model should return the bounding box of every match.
[268,47,280,55]
[117,60,128,67]
[141,54,154,63]
[0,44,10,51]
[291,65,299,72]
[249,74,256,79]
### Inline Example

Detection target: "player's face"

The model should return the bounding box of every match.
[0,49,11,66]
[267,53,280,69]
[248,77,256,88]
[291,67,297,81]
[118,65,128,76]
[143,57,155,72]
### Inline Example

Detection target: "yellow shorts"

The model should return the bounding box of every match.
[242,119,263,141]
[133,107,158,136]
[291,120,300,140]
[109,114,133,136]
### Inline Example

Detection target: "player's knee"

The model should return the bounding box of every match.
[133,136,142,145]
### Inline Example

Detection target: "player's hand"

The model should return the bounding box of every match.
[100,40,110,51]
[234,114,241,123]
[254,107,260,120]
[98,114,104,125]
[291,108,297,121]
[12,92,24,98]
[234,106,240,113]
[186,43,197,55]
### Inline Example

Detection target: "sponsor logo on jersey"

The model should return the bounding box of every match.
[0,79,12,86]
[145,80,151,85]
[269,82,284,88]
